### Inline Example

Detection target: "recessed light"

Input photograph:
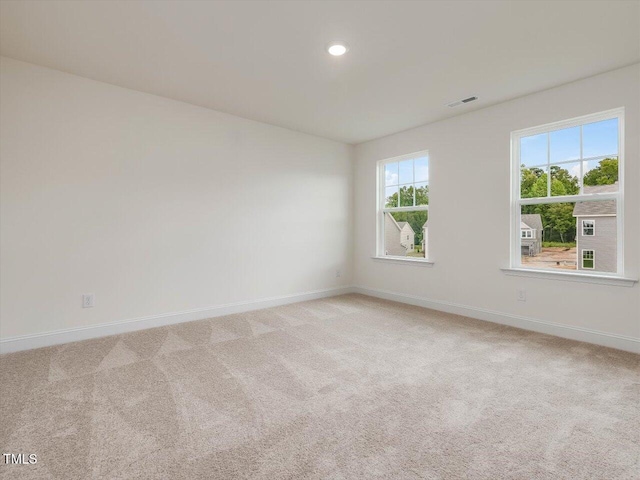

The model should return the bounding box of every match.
[327,42,348,56]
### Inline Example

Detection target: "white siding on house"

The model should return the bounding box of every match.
[384,213,407,256]
[400,224,415,252]
[384,213,416,256]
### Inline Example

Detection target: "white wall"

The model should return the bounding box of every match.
[2,56,638,351]
[0,57,353,340]
[354,64,640,343]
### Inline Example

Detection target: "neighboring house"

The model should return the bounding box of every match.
[520,213,543,256]
[384,212,415,256]
[573,184,617,272]
[422,221,428,256]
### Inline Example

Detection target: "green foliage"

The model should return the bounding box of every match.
[546,203,575,243]
[415,185,429,206]
[385,185,429,246]
[520,167,544,198]
[542,242,576,248]
[519,158,618,243]
[520,164,577,243]
[550,165,579,195]
[583,158,618,186]
[521,168,548,199]
[521,201,575,243]
[385,185,429,208]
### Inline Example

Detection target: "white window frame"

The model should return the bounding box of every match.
[376,150,431,263]
[582,219,595,236]
[582,249,595,270]
[521,229,533,239]
[509,108,624,277]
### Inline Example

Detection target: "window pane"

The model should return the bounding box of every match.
[550,126,580,163]
[385,162,399,186]
[583,157,618,192]
[399,185,414,207]
[583,118,618,158]
[398,159,413,185]
[520,200,617,273]
[520,133,547,167]
[521,165,548,198]
[384,210,428,258]
[415,182,429,206]
[550,163,580,197]
[385,186,398,208]
[414,157,429,182]
[520,203,575,270]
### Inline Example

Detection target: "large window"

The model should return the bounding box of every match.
[378,152,429,260]
[511,109,623,275]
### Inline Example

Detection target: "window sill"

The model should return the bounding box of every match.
[371,256,435,266]
[501,268,637,287]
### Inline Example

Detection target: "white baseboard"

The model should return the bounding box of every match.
[0,286,355,354]
[353,286,640,354]
[3,285,637,355]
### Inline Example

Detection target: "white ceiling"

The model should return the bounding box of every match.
[1,0,639,144]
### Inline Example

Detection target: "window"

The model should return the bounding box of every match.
[582,220,595,236]
[378,152,429,259]
[582,250,595,269]
[511,108,623,275]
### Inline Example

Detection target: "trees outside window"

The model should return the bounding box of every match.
[379,153,429,259]
[512,109,623,274]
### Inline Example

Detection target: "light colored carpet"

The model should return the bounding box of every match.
[1,294,638,479]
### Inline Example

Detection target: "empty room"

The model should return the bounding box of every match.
[1,1,639,479]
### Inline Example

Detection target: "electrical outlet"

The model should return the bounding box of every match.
[82,293,95,308]
[517,290,526,302]
[336,270,342,278]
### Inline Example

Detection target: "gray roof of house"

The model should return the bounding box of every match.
[521,214,543,232]
[573,184,617,216]
[396,221,415,233]
[582,183,618,194]
[385,213,416,233]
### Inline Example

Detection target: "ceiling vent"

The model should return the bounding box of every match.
[446,96,478,108]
